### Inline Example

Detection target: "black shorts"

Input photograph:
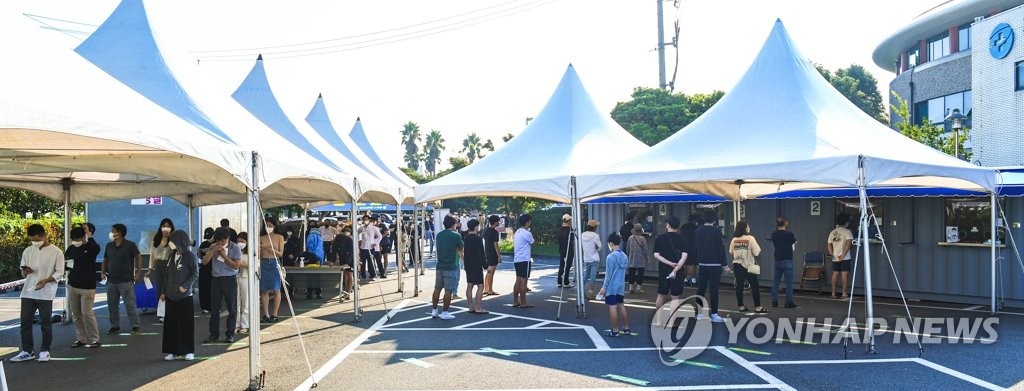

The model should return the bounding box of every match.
[658,275,684,296]
[465,267,484,285]
[833,260,851,272]
[486,254,501,267]
[514,261,531,278]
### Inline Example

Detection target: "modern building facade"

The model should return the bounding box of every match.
[873,0,1024,166]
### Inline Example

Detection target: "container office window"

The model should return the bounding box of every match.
[928,32,950,61]
[834,199,884,241]
[944,198,993,244]
[624,204,655,235]
[958,24,971,51]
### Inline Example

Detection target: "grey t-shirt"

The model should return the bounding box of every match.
[105,240,140,284]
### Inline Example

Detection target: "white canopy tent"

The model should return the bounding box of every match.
[576,20,1000,352]
[416,64,649,316]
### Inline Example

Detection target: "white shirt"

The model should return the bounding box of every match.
[581,231,602,263]
[20,244,65,301]
[460,216,470,232]
[321,225,336,242]
[513,228,534,263]
[360,224,382,250]
[828,226,854,261]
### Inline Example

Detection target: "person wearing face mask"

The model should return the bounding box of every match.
[10,224,65,363]
[161,230,198,361]
[147,218,175,322]
[101,223,143,335]
[259,218,285,322]
[197,227,215,314]
[65,225,102,348]
[200,227,242,343]
[235,232,251,334]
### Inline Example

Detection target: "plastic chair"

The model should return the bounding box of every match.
[800,250,825,294]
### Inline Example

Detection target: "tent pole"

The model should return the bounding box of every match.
[857,158,876,354]
[396,192,404,294]
[62,179,72,324]
[351,180,361,322]
[414,204,421,296]
[186,194,195,248]
[991,193,997,314]
[247,152,263,389]
[571,177,586,318]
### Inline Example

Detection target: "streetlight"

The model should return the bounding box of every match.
[944,108,968,160]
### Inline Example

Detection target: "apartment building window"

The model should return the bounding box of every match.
[958,24,971,51]
[906,46,920,68]
[1017,61,1024,91]
[928,32,950,61]
[921,90,972,127]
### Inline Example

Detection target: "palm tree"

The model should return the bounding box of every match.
[461,132,491,163]
[400,121,421,170]
[423,130,445,176]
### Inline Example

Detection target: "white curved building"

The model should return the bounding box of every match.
[873,0,1024,166]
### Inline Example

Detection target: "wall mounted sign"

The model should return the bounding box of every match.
[989,23,1014,59]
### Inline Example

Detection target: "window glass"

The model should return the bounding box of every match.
[944,198,995,244]
[959,25,971,51]
[1017,61,1024,91]
[928,97,945,124]
[914,101,928,126]
[944,93,964,119]
[835,199,883,241]
[963,90,972,116]
[928,33,950,61]
[907,46,919,67]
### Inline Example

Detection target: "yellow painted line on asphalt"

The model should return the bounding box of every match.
[774,338,818,345]
[672,359,722,369]
[0,347,18,356]
[727,347,773,355]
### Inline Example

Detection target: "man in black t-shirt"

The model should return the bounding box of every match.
[652,216,687,324]
[693,209,728,322]
[483,215,501,295]
[679,213,701,286]
[556,214,575,288]
[769,216,798,308]
[463,220,487,314]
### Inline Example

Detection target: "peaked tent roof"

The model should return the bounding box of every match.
[416,64,649,203]
[347,118,417,203]
[577,21,996,200]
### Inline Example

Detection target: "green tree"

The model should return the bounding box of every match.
[399,167,431,184]
[423,130,445,177]
[400,121,422,170]
[502,133,515,142]
[0,188,81,218]
[610,87,725,146]
[891,91,969,160]
[815,64,887,123]
[459,132,495,163]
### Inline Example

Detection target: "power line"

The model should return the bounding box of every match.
[194,0,559,62]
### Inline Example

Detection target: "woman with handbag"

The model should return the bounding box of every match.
[729,220,767,313]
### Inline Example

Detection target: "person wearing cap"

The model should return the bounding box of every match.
[580,220,602,299]
[556,213,576,288]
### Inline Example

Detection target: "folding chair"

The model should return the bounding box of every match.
[800,250,825,294]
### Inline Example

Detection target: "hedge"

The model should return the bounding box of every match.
[0,217,84,282]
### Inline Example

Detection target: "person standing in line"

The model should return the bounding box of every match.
[619,213,634,251]
[483,215,502,296]
[358,216,382,281]
[556,214,575,289]
[379,223,395,273]
[432,215,464,320]
[730,220,767,313]
[101,223,143,335]
[197,227,215,314]
[770,216,799,308]
[512,214,535,308]
[66,225,102,348]
[321,220,336,265]
[235,232,250,334]
[425,216,436,256]
[220,218,238,243]
[305,225,324,299]
[463,220,488,314]
[598,232,630,337]
[652,216,686,325]
[459,214,470,237]
[679,214,701,286]
[332,224,354,299]
[260,218,286,322]
[693,209,729,322]
[405,221,420,272]
[201,227,242,342]
[581,220,602,299]
[162,230,198,361]
[625,224,649,294]
[147,218,175,323]
[10,224,65,363]
[827,213,854,299]
[281,227,302,298]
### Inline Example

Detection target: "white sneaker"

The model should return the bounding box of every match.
[710,313,725,323]
[184,353,195,361]
[9,351,35,362]
[695,313,705,320]
[439,311,456,320]
[164,354,175,361]
[431,308,439,318]
[36,351,50,362]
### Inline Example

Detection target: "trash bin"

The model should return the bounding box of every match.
[134,281,158,312]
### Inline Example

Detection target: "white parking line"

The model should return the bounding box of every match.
[715,346,795,391]
[912,358,1003,390]
[453,315,509,329]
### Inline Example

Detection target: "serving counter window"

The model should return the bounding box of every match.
[943,198,996,244]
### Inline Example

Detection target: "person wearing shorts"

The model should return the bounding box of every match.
[599,233,630,336]
[827,213,854,299]
[483,215,502,296]
[432,215,464,320]
[512,214,535,308]
[463,220,487,314]
[652,216,687,325]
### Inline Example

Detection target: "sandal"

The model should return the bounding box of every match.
[755,307,769,314]
[519,304,535,309]
[841,295,849,299]
[623,329,633,335]
[70,341,86,348]
[831,294,838,299]
[605,330,620,337]
[738,306,748,312]
[475,310,490,315]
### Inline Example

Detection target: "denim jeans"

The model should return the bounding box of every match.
[20,298,52,353]
[106,282,140,329]
[210,276,238,338]
[771,259,795,304]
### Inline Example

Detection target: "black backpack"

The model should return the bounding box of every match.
[380,235,393,252]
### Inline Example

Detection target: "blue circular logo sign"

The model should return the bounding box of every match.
[989,23,1014,59]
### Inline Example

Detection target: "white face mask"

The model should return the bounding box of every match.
[237,242,247,250]
[31,241,43,248]
[71,241,83,247]
[109,232,116,241]
[168,242,177,250]
[161,227,172,233]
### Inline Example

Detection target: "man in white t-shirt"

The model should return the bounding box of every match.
[11,224,65,363]
[512,214,535,308]
[826,213,854,299]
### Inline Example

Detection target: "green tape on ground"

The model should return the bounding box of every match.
[544,339,578,346]
[202,342,245,346]
[818,327,857,335]
[727,347,773,356]
[48,357,89,361]
[775,338,818,345]
[673,359,722,369]
[602,374,649,386]
[481,347,516,356]
[100,343,128,347]
[604,330,639,336]
[118,332,159,336]
[400,358,435,368]
[194,356,219,360]
[0,347,19,356]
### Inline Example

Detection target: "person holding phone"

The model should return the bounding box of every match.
[200,227,241,343]
[10,224,65,363]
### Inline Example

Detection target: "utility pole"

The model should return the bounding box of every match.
[657,0,668,89]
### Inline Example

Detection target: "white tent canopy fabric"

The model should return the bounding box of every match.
[576,20,997,200]
[347,118,417,204]
[416,64,649,203]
